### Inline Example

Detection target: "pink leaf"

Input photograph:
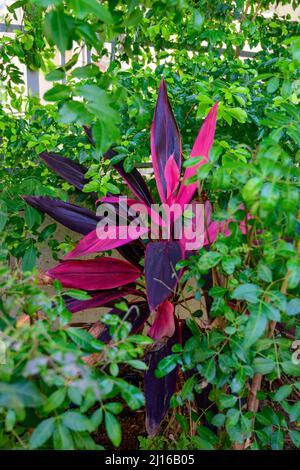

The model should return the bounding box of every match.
[47,258,142,290]
[164,154,180,204]
[64,225,148,259]
[148,300,175,340]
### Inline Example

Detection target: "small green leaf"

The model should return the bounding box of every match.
[105,411,121,447]
[29,418,55,449]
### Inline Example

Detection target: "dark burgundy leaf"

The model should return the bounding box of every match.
[83,126,153,207]
[117,242,144,268]
[23,196,99,235]
[39,152,94,194]
[145,327,179,436]
[145,241,184,310]
[98,301,150,342]
[151,78,181,203]
[64,288,136,313]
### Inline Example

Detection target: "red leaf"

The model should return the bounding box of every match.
[148,300,175,340]
[47,258,142,290]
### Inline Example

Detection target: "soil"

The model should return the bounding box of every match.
[93,407,146,450]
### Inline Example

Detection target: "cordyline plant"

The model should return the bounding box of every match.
[24,79,247,435]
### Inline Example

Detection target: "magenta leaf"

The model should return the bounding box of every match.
[145,241,184,311]
[23,196,100,235]
[145,328,179,436]
[176,102,218,207]
[164,154,180,204]
[47,258,142,290]
[151,78,181,203]
[64,225,148,259]
[148,300,175,340]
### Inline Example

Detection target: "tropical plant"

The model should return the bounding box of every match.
[23,78,249,435]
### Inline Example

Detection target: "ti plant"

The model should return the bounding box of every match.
[24,79,248,435]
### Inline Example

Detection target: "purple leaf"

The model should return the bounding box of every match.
[39,152,92,193]
[83,126,153,207]
[24,196,144,268]
[145,241,184,311]
[151,78,181,203]
[145,327,179,436]
[98,301,150,342]
[47,258,142,290]
[64,288,134,313]
[23,196,99,235]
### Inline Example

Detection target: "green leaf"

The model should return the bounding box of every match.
[202,358,216,382]
[273,384,292,401]
[53,420,74,450]
[63,289,92,300]
[66,327,94,351]
[25,205,42,229]
[233,283,261,304]
[59,101,89,124]
[155,354,179,378]
[22,246,37,272]
[62,411,91,432]
[243,304,268,349]
[211,413,226,428]
[44,84,71,101]
[281,361,300,377]
[267,77,279,94]
[183,155,206,168]
[105,402,123,415]
[127,360,148,371]
[44,9,75,53]
[43,388,66,413]
[271,429,284,450]
[289,402,300,422]
[286,299,300,316]
[257,263,273,283]
[45,69,65,81]
[289,430,300,448]
[0,381,44,408]
[29,418,55,449]
[218,393,238,409]
[0,200,8,232]
[253,357,275,374]
[105,411,121,447]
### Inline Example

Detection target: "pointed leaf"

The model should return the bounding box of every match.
[145,241,183,310]
[64,225,148,259]
[145,329,179,436]
[39,152,92,194]
[64,288,135,313]
[23,196,99,235]
[148,300,175,340]
[151,78,181,203]
[47,258,142,290]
